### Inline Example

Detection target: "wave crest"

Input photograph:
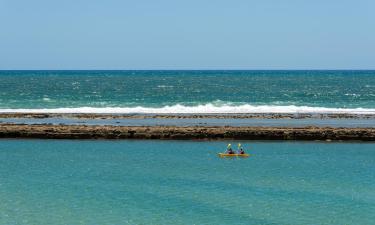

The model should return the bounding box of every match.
[1,104,375,114]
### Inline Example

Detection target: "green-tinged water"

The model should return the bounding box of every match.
[0,70,375,111]
[0,140,374,225]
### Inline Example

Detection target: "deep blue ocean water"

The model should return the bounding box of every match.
[0,70,375,113]
[0,140,374,225]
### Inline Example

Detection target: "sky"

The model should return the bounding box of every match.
[0,0,374,70]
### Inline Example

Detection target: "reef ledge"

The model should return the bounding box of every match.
[0,124,374,141]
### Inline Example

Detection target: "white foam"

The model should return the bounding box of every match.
[0,104,375,114]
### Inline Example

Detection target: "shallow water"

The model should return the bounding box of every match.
[0,140,374,225]
[2,117,375,128]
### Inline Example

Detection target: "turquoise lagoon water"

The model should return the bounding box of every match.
[1,70,375,113]
[0,140,374,225]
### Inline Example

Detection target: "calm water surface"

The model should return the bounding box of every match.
[2,117,375,128]
[0,140,374,225]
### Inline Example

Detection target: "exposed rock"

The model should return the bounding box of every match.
[0,124,374,141]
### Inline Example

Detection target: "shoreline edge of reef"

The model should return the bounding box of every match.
[1,112,375,119]
[0,124,374,141]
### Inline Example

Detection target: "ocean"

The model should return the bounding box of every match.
[0,70,375,113]
[0,139,374,225]
[1,71,374,225]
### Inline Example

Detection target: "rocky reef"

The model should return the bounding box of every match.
[0,124,374,141]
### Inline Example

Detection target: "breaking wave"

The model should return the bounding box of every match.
[1,103,375,114]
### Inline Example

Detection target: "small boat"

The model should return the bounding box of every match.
[218,153,250,158]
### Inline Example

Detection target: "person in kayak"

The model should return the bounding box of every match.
[226,143,234,154]
[237,143,245,154]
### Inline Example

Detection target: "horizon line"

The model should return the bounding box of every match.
[1,69,375,71]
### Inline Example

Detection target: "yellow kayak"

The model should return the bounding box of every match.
[218,153,250,158]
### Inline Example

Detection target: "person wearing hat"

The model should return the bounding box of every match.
[226,143,234,154]
[238,143,245,154]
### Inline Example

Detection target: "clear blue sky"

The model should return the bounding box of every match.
[0,0,374,70]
